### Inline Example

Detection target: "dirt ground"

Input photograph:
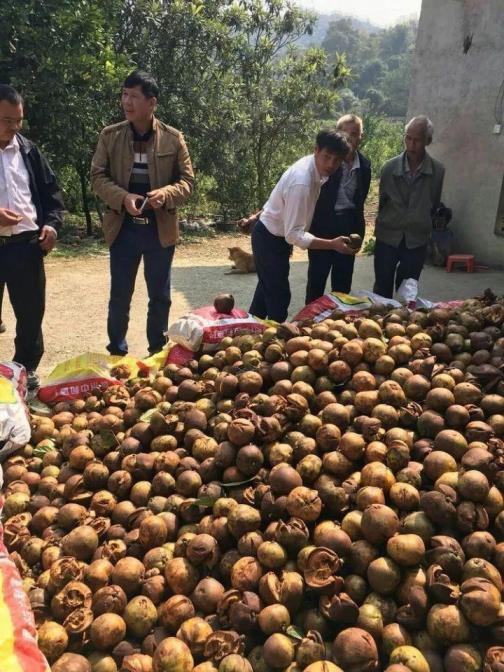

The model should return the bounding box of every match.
[3,220,504,380]
[0,233,297,377]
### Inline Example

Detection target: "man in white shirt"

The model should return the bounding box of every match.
[245,129,356,322]
[0,84,64,389]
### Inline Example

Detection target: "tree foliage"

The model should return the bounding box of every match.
[0,0,347,222]
[322,17,418,119]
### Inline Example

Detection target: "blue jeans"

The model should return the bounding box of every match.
[107,218,175,355]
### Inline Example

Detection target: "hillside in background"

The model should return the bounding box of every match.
[298,10,419,119]
[297,11,380,48]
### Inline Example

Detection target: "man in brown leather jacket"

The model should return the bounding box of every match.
[91,70,194,356]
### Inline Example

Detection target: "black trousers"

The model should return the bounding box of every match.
[0,237,45,370]
[249,221,292,322]
[0,281,4,321]
[373,238,427,299]
[306,209,357,304]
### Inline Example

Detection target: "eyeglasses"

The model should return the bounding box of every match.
[0,117,25,128]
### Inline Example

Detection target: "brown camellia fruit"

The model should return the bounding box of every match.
[152,638,194,672]
[123,595,158,639]
[177,616,213,659]
[386,534,426,567]
[286,486,322,522]
[214,294,235,314]
[361,504,400,545]
[304,664,343,672]
[121,653,154,672]
[444,644,482,672]
[389,646,429,672]
[262,633,295,669]
[90,613,127,650]
[426,604,470,645]
[164,557,200,595]
[158,595,196,633]
[51,653,91,672]
[111,557,146,597]
[37,620,68,661]
[348,234,363,250]
[333,627,379,672]
[61,525,99,561]
[458,577,501,626]
[218,655,253,672]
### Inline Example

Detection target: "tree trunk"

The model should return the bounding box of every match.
[78,165,93,236]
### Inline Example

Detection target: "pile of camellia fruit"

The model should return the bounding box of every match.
[4,294,504,672]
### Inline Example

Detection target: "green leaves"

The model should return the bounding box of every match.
[286,625,304,640]
[0,0,345,221]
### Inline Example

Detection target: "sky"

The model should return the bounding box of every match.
[297,0,422,26]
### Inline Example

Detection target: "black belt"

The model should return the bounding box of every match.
[0,231,39,246]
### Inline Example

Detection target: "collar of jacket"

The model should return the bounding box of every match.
[125,116,162,141]
[357,150,371,171]
[15,133,35,155]
[392,150,434,177]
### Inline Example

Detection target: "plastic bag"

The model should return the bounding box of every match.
[143,343,194,369]
[38,352,150,405]
[395,278,419,309]
[294,291,384,323]
[168,306,264,352]
[0,464,51,672]
[0,363,31,462]
[352,290,402,308]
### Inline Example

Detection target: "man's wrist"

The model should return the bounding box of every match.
[44,225,58,238]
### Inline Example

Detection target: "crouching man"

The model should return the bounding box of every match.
[242,129,356,322]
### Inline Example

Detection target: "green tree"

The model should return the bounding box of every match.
[0,0,130,234]
[360,115,403,177]
[322,18,362,66]
[381,58,412,117]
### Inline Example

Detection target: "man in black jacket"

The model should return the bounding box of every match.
[0,84,64,389]
[306,114,371,303]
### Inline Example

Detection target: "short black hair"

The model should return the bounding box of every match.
[123,70,159,99]
[315,128,351,157]
[0,84,23,106]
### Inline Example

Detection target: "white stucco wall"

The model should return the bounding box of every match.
[408,0,504,266]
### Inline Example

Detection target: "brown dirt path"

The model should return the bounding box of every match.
[0,234,294,378]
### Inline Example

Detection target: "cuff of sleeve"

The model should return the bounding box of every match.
[291,231,314,250]
[112,190,129,213]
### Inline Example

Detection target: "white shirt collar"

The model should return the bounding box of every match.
[343,151,360,172]
[0,135,19,153]
[311,154,328,185]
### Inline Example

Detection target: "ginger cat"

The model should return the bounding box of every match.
[226,246,256,274]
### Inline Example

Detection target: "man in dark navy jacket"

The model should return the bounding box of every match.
[306,114,371,303]
[0,84,64,389]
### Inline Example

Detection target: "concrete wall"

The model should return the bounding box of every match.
[408,0,504,266]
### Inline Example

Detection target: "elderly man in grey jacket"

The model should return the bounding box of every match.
[373,115,445,298]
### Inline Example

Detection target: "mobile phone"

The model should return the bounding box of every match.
[138,196,149,213]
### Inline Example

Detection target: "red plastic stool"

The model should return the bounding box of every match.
[446,254,475,273]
